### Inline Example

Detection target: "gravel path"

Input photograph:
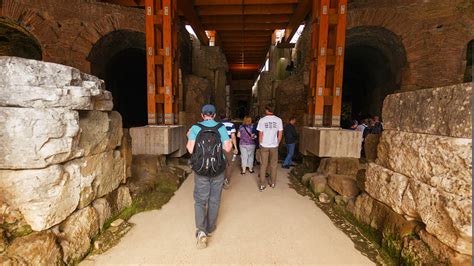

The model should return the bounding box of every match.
[83,164,373,265]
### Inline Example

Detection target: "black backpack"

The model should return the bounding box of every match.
[190,123,226,177]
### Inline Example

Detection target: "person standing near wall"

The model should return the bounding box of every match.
[256,105,283,191]
[237,116,257,174]
[282,117,298,169]
[220,114,238,189]
[186,104,232,249]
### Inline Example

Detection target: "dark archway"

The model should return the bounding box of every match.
[0,18,42,60]
[464,40,473,82]
[342,26,407,121]
[88,30,147,128]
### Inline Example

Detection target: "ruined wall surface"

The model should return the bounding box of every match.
[347,0,473,90]
[364,83,472,261]
[0,57,133,264]
[0,0,144,73]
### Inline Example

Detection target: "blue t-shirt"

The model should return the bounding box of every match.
[188,120,230,144]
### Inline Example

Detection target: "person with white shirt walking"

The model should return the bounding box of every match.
[256,105,283,192]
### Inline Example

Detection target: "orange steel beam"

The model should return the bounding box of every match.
[163,0,173,124]
[283,0,311,44]
[331,0,347,127]
[145,0,159,124]
[313,0,329,127]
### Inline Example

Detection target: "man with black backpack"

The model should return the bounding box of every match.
[186,104,232,249]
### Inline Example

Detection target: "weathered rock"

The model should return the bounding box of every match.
[346,193,422,238]
[107,186,132,215]
[365,163,417,218]
[334,195,345,206]
[55,207,99,263]
[377,130,472,198]
[119,128,133,179]
[92,198,112,231]
[129,155,162,196]
[366,164,472,255]
[301,172,316,186]
[318,193,330,204]
[418,229,473,265]
[110,218,124,227]
[6,231,62,265]
[0,165,80,231]
[317,157,359,177]
[363,134,380,162]
[65,150,125,209]
[355,169,366,191]
[78,111,123,156]
[0,201,32,239]
[400,237,439,265]
[327,174,360,198]
[382,83,472,138]
[0,107,82,169]
[309,174,327,194]
[410,179,472,255]
[0,229,7,253]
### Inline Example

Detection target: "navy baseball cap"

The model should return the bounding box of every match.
[201,104,216,115]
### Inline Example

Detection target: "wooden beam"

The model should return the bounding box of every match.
[163,0,173,124]
[221,42,270,47]
[145,0,158,124]
[314,0,329,126]
[197,5,294,16]
[218,30,273,37]
[204,23,287,31]
[201,15,291,24]
[177,0,209,46]
[331,0,347,127]
[195,0,298,5]
[283,0,311,44]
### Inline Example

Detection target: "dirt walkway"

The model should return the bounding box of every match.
[83,163,373,265]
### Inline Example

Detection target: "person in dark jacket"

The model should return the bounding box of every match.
[282,117,298,169]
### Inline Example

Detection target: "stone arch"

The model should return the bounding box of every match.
[0,17,42,60]
[342,26,407,121]
[464,40,473,82]
[88,30,147,128]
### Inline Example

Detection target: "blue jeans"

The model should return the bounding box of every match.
[283,143,296,166]
[194,171,225,235]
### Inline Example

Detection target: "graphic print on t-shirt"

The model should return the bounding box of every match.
[257,115,283,148]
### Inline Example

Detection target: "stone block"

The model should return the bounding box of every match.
[309,174,327,194]
[366,163,472,255]
[130,125,186,155]
[119,128,133,178]
[169,125,188,157]
[418,230,472,265]
[65,150,125,209]
[0,107,82,169]
[382,83,472,138]
[0,165,80,231]
[363,134,380,162]
[129,155,162,197]
[5,231,62,265]
[377,130,472,198]
[327,174,360,198]
[300,127,362,158]
[92,198,112,231]
[78,111,123,156]
[317,157,360,176]
[301,172,316,186]
[106,186,133,215]
[55,207,100,263]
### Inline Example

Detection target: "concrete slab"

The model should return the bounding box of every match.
[130,125,186,156]
[299,127,362,158]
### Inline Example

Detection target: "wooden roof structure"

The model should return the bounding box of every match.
[99,0,310,79]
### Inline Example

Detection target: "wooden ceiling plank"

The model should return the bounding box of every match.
[283,0,311,43]
[177,0,209,45]
[201,14,291,24]
[197,5,294,16]
[195,0,298,5]
[204,23,286,31]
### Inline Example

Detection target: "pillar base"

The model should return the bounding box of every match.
[130,125,187,156]
[299,127,362,158]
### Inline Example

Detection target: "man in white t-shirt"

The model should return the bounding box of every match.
[256,105,283,191]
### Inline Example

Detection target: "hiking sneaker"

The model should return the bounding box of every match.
[196,231,207,249]
[223,178,230,189]
[270,183,275,188]
[259,185,266,192]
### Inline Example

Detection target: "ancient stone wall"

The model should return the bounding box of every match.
[0,0,144,73]
[347,0,473,91]
[0,57,133,264]
[365,83,472,259]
